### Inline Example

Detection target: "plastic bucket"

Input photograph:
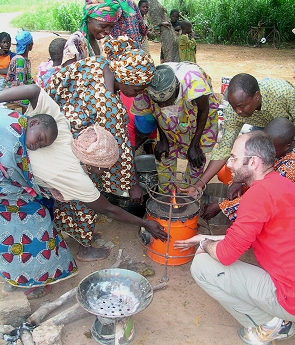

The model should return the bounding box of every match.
[217,164,232,185]
[145,211,198,266]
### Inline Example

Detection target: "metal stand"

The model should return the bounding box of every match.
[139,172,204,282]
[91,316,134,345]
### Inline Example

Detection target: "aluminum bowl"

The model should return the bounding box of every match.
[76,268,153,318]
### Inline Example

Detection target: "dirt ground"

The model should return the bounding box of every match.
[28,36,295,91]
[1,37,295,345]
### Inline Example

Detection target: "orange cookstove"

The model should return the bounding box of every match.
[139,174,202,281]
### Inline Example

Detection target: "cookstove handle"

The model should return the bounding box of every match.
[138,227,151,245]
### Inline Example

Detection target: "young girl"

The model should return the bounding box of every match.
[178,20,197,63]
[5,30,34,108]
[0,32,16,91]
[138,0,153,53]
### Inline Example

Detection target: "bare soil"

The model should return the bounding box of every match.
[1,37,295,345]
[29,37,295,91]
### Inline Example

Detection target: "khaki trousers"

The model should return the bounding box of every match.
[190,253,295,327]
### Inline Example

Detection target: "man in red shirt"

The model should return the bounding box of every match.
[174,131,295,344]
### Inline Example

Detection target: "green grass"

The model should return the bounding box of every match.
[0,0,83,12]
[0,0,83,32]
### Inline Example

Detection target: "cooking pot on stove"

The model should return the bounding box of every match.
[101,155,158,218]
[101,189,148,218]
[135,154,158,191]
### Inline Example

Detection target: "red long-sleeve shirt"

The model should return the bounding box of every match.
[216,172,295,315]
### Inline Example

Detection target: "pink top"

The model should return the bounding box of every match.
[121,92,156,146]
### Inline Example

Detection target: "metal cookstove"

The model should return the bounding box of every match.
[76,269,153,345]
[139,172,202,281]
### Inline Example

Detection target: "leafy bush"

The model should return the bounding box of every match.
[160,0,295,45]
[53,4,82,32]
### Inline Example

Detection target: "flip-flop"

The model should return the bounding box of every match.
[24,285,52,300]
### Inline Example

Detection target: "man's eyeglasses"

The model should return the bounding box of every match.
[227,156,253,164]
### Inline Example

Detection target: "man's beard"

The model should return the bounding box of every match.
[231,165,253,185]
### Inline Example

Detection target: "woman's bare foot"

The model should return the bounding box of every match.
[76,245,110,262]
[2,282,51,300]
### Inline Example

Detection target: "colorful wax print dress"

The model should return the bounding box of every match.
[0,109,77,287]
[132,62,218,192]
[5,55,33,107]
[110,0,148,46]
[47,56,136,247]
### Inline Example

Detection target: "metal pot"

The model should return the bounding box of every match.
[101,190,149,218]
[135,155,158,191]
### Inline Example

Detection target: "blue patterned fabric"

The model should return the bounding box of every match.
[0,109,77,287]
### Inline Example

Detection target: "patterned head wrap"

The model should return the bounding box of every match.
[83,0,134,23]
[146,64,178,103]
[15,29,33,54]
[105,36,155,86]
[72,123,119,168]
[134,114,157,134]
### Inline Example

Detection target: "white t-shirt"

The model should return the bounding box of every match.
[26,88,100,202]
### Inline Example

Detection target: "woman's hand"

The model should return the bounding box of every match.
[143,219,167,242]
[87,165,107,175]
[228,182,243,200]
[154,137,169,162]
[187,143,206,169]
[201,202,221,220]
[129,184,143,204]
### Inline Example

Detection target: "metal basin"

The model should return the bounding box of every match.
[76,268,153,318]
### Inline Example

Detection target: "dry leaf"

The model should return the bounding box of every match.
[195,315,203,326]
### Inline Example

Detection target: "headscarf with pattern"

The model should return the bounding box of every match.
[81,0,134,45]
[15,29,33,54]
[104,35,155,86]
[146,64,178,103]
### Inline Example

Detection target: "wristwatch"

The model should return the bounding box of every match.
[199,238,207,250]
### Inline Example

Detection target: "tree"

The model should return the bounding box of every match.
[148,0,180,62]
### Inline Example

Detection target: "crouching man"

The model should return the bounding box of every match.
[174,131,295,344]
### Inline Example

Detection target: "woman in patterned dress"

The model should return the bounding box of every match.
[0,109,77,299]
[62,0,134,66]
[138,0,151,53]
[109,0,148,49]
[47,36,156,261]
[132,62,219,192]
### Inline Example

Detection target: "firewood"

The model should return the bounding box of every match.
[27,288,77,326]
[44,304,89,326]
[19,328,35,345]
[153,282,168,291]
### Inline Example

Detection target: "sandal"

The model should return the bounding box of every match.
[24,285,52,300]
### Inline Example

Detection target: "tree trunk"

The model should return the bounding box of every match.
[148,0,180,62]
